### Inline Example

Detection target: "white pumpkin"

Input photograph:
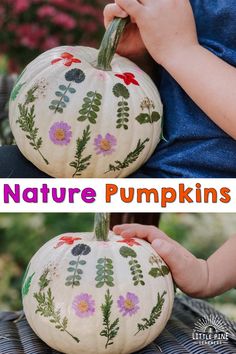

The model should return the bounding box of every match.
[9,18,162,178]
[22,214,174,354]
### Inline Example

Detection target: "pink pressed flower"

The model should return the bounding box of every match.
[72,293,95,318]
[117,292,140,316]
[49,121,72,145]
[94,134,117,156]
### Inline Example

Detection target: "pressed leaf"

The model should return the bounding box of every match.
[94,99,101,105]
[69,125,92,177]
[77,115,87,121]
[69,260,77,266]
[96,282,105,288]
[67,267,75,272]
[151,111,160,122]
[59,84,67,91]
[22,272,35,297]
[17,101,48,165]
[119,246,137,258]
[59,101,66,108]
[77,91,102,124]
[135,291,166,334]
[105,138,149,173]
[100,289,119,348]
[96,93,102,99]
[113,83,129,99]
[63,96,70,103]
[79,260,86,265]
[136,113,150,124]
[68,87,76,94]
[161,265,170,275]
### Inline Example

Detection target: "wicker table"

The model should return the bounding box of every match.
[0,296,236,354]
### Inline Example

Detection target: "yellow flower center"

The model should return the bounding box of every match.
[100,139,111,151]
[78,300,89,312]
[54,128,65,141]
[124,299,134,310]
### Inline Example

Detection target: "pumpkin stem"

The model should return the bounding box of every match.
[94,213,110,241]
[96,17,129,71]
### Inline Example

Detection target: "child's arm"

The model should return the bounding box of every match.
[104,0,236,139]
[113,224,236,298]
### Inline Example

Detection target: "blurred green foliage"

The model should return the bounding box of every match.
[0,213,93,310]
[0,55,8,74]
[0,213,235,319]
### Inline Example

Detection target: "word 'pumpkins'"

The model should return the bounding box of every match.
[22,214,174,354]
[9,18,162,177]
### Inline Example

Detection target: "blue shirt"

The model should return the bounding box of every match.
[132,0,236,178]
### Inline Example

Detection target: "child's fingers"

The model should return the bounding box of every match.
[113,223,143,237]
[113,224,171,243]
[104,3,128,28]
[116,0,143,19]
[152,238,208,297]
[152,238,197,277]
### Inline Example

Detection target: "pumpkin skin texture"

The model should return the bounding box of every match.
[22,232,174,354]
[9,19,163,178]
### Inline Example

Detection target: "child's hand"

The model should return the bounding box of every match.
[113,223,208,298]
[103,3,149,63]
[109,0,198,66]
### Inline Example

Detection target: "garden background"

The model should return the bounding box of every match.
[0,213,235,320]
[0,0,106,144]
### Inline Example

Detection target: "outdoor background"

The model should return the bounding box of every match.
[0,213,235,319]
[0,0,106,145]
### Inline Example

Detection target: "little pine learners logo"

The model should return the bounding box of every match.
[192,315,229,345]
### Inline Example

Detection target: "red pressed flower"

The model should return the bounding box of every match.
[115,72,139,86]
[54,235,81,248]
[117,238,141,246]
[51,52,81,66]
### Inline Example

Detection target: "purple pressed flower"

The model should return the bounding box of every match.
[49,121,72,145]
[94,133,117,155]
[117,292,140,316]
[72,293,95,318]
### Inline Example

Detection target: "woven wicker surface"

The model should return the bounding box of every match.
[0,296,236,354]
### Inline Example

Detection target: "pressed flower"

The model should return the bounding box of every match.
[49,121,72,145]
[94,133,117,156]
[117,292,140,316]
[71,243,91,256]
[65,68,85,83]
[115,72,139,86]
[51,52,81,67]
[72,293,95,318]
[117,238,141,246]
[54,235,82,249]
[140,97,155,110]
